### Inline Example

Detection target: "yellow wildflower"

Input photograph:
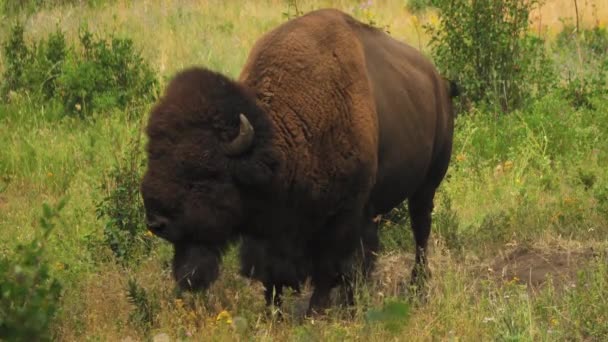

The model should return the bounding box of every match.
[216,310,232,324]
[456,153,466,162]
[410,15,419,26]
[429,12,439,27]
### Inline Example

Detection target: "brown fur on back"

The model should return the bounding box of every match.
[238,9,379,211]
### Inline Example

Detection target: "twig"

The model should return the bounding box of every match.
[573,0,579,33]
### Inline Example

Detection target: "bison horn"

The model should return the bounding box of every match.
[224,113,255,156]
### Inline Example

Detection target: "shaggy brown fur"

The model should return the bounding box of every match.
[140,8,458,315]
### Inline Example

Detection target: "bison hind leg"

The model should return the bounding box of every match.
[407,185,437,288]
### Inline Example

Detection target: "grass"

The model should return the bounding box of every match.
[1,0,607,340]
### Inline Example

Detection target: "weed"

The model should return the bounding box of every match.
[126,277,159,334]
[95,140,154,266]
[282,0,303,20]
[0,198,66,341]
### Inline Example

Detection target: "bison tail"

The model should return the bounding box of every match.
[448,79,461,98]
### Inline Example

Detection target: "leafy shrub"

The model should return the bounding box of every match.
[1,23,67,100]
[0,199,66,341]
[57,27,158,117]
[0,22,158,117]
[425,0,554,112]
[95,141,154,265]
[556,24,608,57]
[554,24,608,109]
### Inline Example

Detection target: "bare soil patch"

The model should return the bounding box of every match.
[487,246,599,291]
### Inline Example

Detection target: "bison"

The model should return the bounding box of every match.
[140,8,459,315]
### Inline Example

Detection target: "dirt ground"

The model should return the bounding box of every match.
[369,242,604,298]
[487,246,602,291]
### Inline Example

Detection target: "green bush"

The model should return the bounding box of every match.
[425,0,554,112]
[57,27,158,117]
[554,24,608,109]
[1,23,67,100]
[95,141,155,266]
[0,199,66,341]
[1,22,158,117]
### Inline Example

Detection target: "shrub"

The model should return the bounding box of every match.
[425,0,555,112]
[0,22,158,117]
[1,22,67,100]
[554,24,608,109]
[95,141,154,266]
[57,27,158,117]
[0,199,66,341]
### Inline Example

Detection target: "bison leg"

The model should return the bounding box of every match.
[307,206,374,315]
[360,212,380,278]
[337,212,380,308]
[408,186,436,285]
[307,269,337,316]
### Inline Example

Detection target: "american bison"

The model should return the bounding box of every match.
[140,8,459,315]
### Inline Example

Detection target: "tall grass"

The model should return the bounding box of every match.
[0,0,607,340]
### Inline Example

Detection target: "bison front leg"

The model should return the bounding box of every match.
[408,185,436,287]
[307,208,367,316]
[307,268,338,316]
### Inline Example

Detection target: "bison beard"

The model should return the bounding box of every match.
[172,243,222,291]
[141,8,457,316]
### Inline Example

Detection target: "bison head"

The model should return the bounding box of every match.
[140,67,276,291]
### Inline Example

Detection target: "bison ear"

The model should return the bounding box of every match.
[230,151,277,186]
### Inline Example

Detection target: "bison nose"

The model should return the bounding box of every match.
[146,215,169,236]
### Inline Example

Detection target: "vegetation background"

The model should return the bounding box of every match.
[0,0,607,340]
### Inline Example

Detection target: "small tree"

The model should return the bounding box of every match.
[425,0,554,113]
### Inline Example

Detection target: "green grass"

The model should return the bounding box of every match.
[1,0,607,340]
